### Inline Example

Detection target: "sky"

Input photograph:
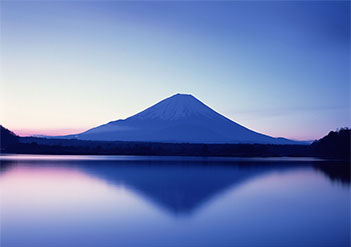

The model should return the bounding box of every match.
[0,1,350,140]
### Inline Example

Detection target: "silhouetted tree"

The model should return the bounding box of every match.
[311,128,351,160]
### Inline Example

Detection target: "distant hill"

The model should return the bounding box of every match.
[311,128,350,160]
[58,93,306,145]
[0,124,309,157]
[0,125,19,151]
[1,125,349,160]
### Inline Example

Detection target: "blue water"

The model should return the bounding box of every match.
[0,155,350,247]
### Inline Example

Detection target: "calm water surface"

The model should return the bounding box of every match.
[0,155,350,247]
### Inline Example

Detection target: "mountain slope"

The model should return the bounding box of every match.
[0,125,19,151]
[74,94,301,144]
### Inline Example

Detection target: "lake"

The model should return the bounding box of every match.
[0,155,350,247]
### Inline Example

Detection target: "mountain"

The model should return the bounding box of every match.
[69,93,302,144]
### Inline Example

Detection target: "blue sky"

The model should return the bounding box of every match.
[0,1,349,140]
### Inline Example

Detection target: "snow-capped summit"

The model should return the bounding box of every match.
[74,93,301,144]
[130,93,221,121]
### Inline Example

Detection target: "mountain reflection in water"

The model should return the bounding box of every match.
[0,156,350,247]
[1,157,349,215]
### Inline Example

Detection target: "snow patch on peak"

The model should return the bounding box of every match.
[129,93,221,121]
[173,93,194,97]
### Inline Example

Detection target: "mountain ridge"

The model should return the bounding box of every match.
[70,93,304,144]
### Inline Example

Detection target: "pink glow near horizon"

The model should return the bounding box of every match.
[13,128,87,137]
